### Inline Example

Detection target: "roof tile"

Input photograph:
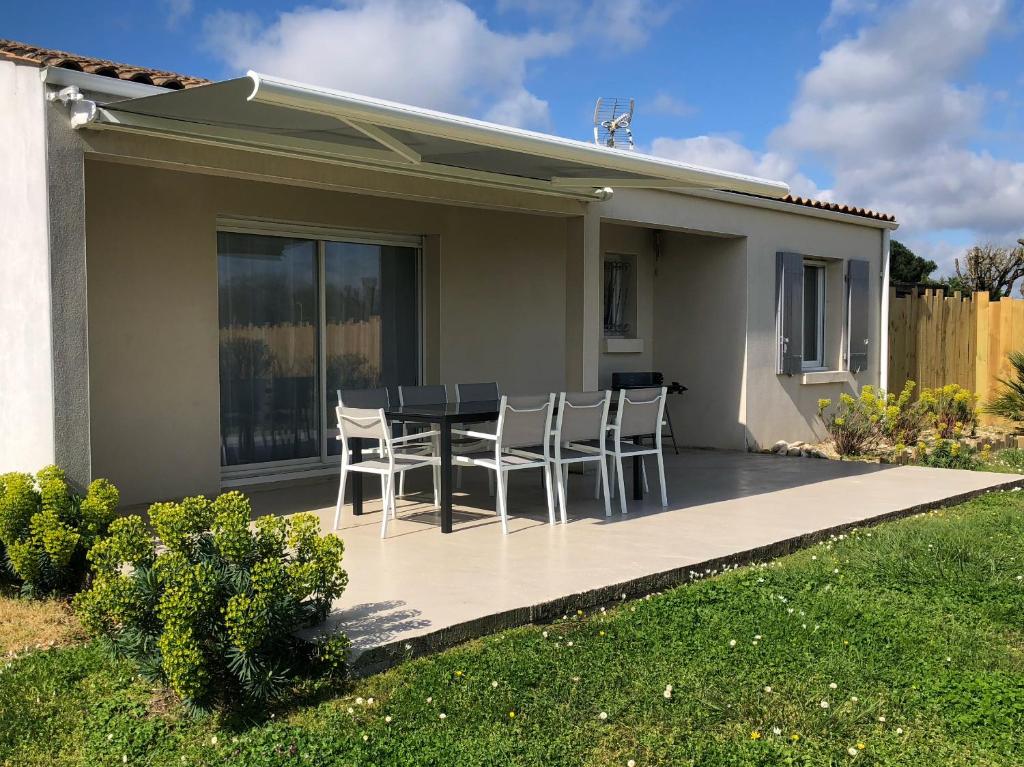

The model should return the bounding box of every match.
[0,39,208,89]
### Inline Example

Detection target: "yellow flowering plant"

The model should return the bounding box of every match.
[921,384,978,439]
[817,387,886,456]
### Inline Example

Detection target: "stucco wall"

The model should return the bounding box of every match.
[85,160,572,504]
[0,61,55,473]
[653,232,748,449]
[598,189,887,449]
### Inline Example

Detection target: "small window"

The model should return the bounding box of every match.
[802,262,826,369]
[603,254,636,337]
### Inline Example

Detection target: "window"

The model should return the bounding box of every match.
[801,261,826,369]
[218,229,420,470]
[603,254,635,337]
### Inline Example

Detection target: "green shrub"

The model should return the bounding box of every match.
[984,350,1024,421]
[816,386,885,456]
[917,438,981,470]
[0,466,119,597]
[921,383,978,438]
[74,491,349,710]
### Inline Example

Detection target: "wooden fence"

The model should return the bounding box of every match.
[888,289,1024,407]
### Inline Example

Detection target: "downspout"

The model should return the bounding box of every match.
[879,229,891,392]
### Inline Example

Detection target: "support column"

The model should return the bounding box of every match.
[565,208,601,390]
[45,93,91,488]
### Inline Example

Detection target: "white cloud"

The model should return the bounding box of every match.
[650,135,824,198]
[203,0,570,128]
[497,0,674,50]
[648,92,696,118]
[162,0,193,28]
[651,0,1024,274]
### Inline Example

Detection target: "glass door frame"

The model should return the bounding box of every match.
[217,216,424,482]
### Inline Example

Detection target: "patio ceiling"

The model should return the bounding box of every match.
[80,72,790,200]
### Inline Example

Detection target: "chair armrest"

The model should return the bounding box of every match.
[452,428,497,441]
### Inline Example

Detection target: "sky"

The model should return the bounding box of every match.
[5,0,1023,276]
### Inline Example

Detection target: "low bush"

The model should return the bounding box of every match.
[73,491,349,711]
[816,387,885,456]
[879,380,932,446]
[0,466,120,597]
[921,384,978,438]
[916,438,983,470]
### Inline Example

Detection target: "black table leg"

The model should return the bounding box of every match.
[351,437,364,516]
[632,436,643,501]
[440,422,453,533]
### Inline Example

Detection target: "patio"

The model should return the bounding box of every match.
[242,449,1023,672]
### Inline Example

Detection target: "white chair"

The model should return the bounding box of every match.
[334,406,438,538]
[454,382,500,492]
[552,391,613,521]
[607,387,669,514]
[394,385,446,499]
[338,387,440,507]
[453,394,556,534]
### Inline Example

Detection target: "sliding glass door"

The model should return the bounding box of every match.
[218,228,419,471]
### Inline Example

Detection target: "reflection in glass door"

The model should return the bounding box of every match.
[218,229,420,471]
[218,232,320,466]
[325,242,419,455]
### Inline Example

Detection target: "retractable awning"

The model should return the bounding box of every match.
[80,72,790,200]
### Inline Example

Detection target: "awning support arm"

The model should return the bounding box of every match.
[340,118,421,164]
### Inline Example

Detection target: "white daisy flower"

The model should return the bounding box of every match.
[820,700,830,709]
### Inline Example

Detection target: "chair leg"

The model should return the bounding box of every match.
[379,474,391,539]
[593,460,601,500]
[615,455,628,515]
[608,455,615,499]
[656,450,668,507]
[333,465,347,531]
[599,456,612,517]
[432,465,440,508]
[398,469,406,498]
[641,458,649,492]
[554,461,568,524]
[544,465,557,525]
[496,469,509,534]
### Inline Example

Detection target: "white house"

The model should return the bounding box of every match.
[0,41,897,506]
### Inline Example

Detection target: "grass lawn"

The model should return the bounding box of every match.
[2,491,1023,766]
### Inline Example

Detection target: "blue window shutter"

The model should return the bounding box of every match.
[776,251,804,375]
[847,259,870,373]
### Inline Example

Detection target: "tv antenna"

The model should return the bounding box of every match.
[593,97,635,150]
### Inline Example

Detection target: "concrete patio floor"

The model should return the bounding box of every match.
[242,450,1023,672]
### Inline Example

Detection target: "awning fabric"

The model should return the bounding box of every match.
[89,72,790,199]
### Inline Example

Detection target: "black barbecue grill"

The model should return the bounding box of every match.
[611,371,686,454]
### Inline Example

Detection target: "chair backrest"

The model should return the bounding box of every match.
[335,406,391,449]
[455,382,499,403]
[615,386,667,439]
[556,391,610,443]
[337,387,390,409]
[398,384,448,406]
[496,394,554,450]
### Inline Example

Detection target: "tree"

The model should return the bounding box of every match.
[889,239,938,283]
[953,242,1024,299]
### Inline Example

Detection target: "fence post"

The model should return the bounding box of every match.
[975,291,990,417]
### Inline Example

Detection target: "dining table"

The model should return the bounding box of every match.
[348,398,646,533]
